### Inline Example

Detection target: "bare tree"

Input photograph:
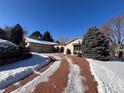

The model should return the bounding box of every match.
[58,36,70,44]
[101,14,124,56]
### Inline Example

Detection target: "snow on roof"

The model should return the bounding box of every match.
[25,37,57,45]
[0,39,17,48]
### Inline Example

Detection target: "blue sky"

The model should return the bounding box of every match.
[0,0,124,40]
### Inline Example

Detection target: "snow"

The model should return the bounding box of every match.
[11,56,61,93]
[64,57,86,93]
[87,58,124,93]
[25,37,57,45]
[0,53,50,92]
[0,39,17,48]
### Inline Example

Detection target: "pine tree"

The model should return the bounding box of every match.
[82,26,110,61]
[0,28,5,39]
[9,24,24,45]
[42,31,54,42]
[30,31,42,40]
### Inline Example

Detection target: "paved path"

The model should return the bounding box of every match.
[3,54,98,93]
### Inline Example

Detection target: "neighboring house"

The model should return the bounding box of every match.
[55,38,82,54]
[25,37,57,53]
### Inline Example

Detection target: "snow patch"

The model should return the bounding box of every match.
[25,37,57,45]
[13,82,20,86]
[87,58,124,93]
[0,39,17,48]
[64,57,86,93]
[0,53,50,92]
[11,56,62,93]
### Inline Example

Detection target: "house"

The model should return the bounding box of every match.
[55,38,82,54]
[25,37,57,53]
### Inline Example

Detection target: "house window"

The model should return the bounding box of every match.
[74,45,81,51]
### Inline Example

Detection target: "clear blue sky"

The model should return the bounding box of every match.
[0,0,124,40]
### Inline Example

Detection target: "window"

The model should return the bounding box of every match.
[74,45,81,51]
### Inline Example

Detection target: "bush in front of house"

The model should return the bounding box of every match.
[76,52,82,57]
[60,47,64,53]
[82,26,110,61]
[0,52,32,66]
[0,39,32,65]
[118,51,124,58]
[0,39,19,59]
[66,48,71,54]
[55,47,60,53]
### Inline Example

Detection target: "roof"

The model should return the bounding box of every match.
[25,37,57,45]
[65,38,82,45]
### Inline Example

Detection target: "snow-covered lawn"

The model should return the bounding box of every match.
[87,58,124,93]
[0,53,50,92]
[11,56,62,93]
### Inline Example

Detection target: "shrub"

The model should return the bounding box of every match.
[77,52,82,57]
[0,52,32,66]
[53,47,57,53]
[0,39,32,65]
[73,51,76,55]
[118,51,123,58]
[56,47,60,53]
[66,48,71,54]
[60,47,64,53]
[82,27,110,61]
[0,39,19,59]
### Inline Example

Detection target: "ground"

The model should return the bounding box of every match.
[0,53,124,93]
[87,58,124,93]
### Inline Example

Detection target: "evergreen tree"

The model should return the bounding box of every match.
[30,31,42,40]
[82,26,110,61]
[3,24,24,45]
[3,26,13,41]
[0,28,5,39]
[42,31,54,42]
[9,24,24,45]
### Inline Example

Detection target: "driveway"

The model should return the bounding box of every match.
[3,54,98,93]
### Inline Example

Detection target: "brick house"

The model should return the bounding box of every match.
[25,37,57,53]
